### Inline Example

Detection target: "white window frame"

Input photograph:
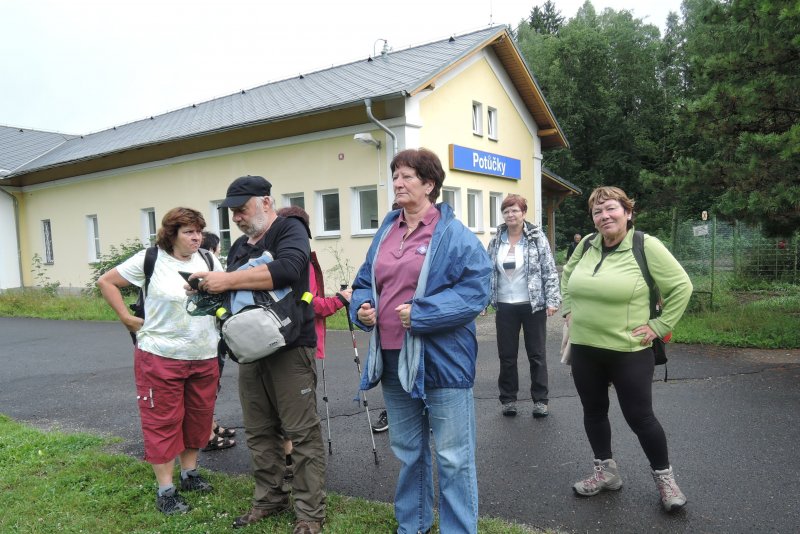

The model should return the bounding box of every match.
[141,208,157,246]
[466,189,483,231]
[472,101,483,136]
[86,215,101,263]
[282,193,305,209]
[441,187,461,219]
[316,189,341,237]
[351,186,379,236]
[209,201,232,256]
[487,107,498,140]
[489,192,503,230]
[42,219,54,264]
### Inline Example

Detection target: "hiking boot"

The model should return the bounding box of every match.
[233,505,290,528]
[532,402,549,418]
[501,402,518,416]
[293,519,324,534]
[372,410,389,432]
[652,466,687,512]
[573,459,623,496]
[156,488,190,515]
[180,473,213,493]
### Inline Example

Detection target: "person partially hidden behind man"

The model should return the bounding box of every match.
[189,175,325,534]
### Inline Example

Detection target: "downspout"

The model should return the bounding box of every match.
[363,98,399,209]
[0,182,24,289]
[364,98,398,156]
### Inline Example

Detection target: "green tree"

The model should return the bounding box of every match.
[528,0,565,35]
[675,0,800,236]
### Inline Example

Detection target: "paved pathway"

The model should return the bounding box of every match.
[1,316,799,533]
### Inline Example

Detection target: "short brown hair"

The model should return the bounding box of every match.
[588,186,635,213]
[276,205,310,226]
[156,207,206,253]
[501,194,528,213]
[391,148,445,203]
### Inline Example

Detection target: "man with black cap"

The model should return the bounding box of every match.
[193,175,325,533]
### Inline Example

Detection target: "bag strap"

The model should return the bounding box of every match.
[198,248,214,271]
[142,246,158,297]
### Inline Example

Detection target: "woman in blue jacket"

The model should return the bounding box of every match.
[350,148,491,534]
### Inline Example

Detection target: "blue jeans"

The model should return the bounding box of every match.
[381,350,479,534]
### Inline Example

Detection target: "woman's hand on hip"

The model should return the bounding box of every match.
[632,324,659,345]
[357,302,376,326]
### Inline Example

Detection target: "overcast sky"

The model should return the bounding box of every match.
[1,0,682,134]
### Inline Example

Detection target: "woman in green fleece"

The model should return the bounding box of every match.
[561,186,692,513]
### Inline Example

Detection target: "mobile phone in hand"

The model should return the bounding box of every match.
[178,271,201,290]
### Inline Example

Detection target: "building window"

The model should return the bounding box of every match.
[472,102,483,136]
[211,201,232,256]
[141,208,157,246]
[489,192,503,229]
[42,220,54,264]
[283,193,305,209]
[87,215,100,262]
[441,187,460,217]
[467,189,483,231]
[488,107,498,140]
[316,190,340,236]
[352,187,379,234]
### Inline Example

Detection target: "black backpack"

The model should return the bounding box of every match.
[580,231,669,380]
[128,246,214,344]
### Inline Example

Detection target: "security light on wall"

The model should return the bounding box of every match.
[353,133,381,149]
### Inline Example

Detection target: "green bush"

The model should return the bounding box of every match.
[85,239,146,296]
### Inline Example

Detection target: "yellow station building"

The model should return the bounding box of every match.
[0,25,578,292]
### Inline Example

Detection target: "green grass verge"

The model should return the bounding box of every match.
[2,286,799,348]
[0,415,544,533]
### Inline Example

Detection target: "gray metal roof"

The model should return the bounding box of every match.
[0,126,75,176]
[7,26,509,177]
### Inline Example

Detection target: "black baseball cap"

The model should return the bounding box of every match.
[220,175,272,208]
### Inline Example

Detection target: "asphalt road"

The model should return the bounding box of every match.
[1,315,799,533]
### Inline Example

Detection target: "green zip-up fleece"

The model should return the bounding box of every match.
[560,228,692,353]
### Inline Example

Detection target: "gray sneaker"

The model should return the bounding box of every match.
[501,402,518,416]
[156,488,190,515]
[180,473,213,493]
[532,402,549,418]
[573,459,623,496]
[652,466,687,512]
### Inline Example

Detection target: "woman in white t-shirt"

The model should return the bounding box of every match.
[97,207,223,515]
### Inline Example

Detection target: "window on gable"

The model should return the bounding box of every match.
[488,107,498,140]
[472,102,483,136]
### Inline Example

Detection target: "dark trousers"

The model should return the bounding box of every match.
[495,303,548,404]
[570,343,669,470]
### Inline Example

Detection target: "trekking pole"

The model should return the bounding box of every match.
[320,357,333,455]
[342,288,379,465]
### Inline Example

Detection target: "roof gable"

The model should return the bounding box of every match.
[0,125,74,176]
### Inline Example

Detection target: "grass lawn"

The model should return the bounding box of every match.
[0,415,545,533]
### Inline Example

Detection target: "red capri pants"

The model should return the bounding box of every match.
[134,347,219,465]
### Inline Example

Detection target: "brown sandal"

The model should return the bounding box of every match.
[202,434,235,452]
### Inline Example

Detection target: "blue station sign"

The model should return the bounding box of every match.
[448,144,521,180]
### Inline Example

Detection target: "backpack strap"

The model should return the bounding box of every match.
[579,232,597,257]
[631,231,660,319]
[198,248,215,271]
[142,246,158,297]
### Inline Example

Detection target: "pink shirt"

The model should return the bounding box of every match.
[374,205,440,349]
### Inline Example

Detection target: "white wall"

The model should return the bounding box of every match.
[0,188,22,289]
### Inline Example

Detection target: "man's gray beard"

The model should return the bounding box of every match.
[241,212,268,238]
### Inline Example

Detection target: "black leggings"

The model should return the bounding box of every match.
[570,344,669,470]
